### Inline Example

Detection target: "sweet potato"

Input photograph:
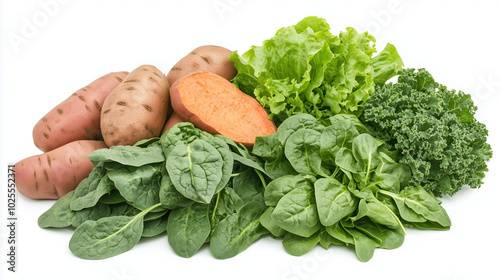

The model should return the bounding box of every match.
[166,45,237,86]
[32,71,129,152]
[170,71,276,147]
[100,65,170,147]
[161,111,184,134]
[14,140,108,199]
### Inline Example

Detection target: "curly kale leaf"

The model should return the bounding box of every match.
[362,68,492,196]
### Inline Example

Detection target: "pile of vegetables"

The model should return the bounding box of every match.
[14,16,492,262]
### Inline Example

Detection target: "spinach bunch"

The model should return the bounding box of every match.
[253,113,451,262]
[38,122,269,260]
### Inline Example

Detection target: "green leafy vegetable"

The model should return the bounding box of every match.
[362,68,493,196]
[230,16,403,125]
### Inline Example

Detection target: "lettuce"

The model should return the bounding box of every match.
[230,16,404,125]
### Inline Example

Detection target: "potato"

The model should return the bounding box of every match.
[32,71,129,152]
[166,45,237,86]
[14,140,108,199]
[170,71,276,148]
[100,65,170,147]
[161,111,184,135]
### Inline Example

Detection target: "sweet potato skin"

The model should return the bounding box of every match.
[14,140,108,199]
[161,111,184,135]
[100,65,170,147]
[166,45,237,86]
[170,71,276,147]
[32,71,129,152]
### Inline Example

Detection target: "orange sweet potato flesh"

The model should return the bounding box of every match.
[170,71,276,147]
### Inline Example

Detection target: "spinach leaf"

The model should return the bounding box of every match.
[38,191,75,228]
[69,203,161,260]
[88,145,165,167]
[142,215,168,237]
[284,129,323,175]
[210,187,245,236]
[282,231,321,256]
[70,202,111,228]
[166,139,223,204]
[159,172,193,209]
[232,168,265,206]
[210,201,268,259]
[211,136,234,194]
[325,221,354,246]
[352,133,384,176]
[276,113,321,144]
[320,119,359,165]
[160,122,200,157]
[108,163,163,211]
[272,185,321,238]
[167,203,211,258]
[343,226,378,262]
[259,206,286,237]
[71,171,114,211]
[253,133,297,179]
[264,174,315,207]
[314,177,357,226]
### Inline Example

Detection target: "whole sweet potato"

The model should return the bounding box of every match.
[32,71,129,152]
[166,45,237,86]
[100,65,170,147]
[14,140,108,199]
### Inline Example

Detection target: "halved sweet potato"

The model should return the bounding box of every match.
[170,71,276,147]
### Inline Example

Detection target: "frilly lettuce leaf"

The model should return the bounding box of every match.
[230,16,403,126]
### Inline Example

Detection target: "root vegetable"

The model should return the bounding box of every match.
[170,71,276,147]
[32,71,129,152]
[166,45,237,86]
[14,140,108,199]
[161,111,184,134]
[100,65,170,147]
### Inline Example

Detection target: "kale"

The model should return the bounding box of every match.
[362,68,493,196]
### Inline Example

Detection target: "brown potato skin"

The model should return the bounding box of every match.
[14,140,108,199]
[100,65,170,147]
[32,71,129,152]
[166,45,237,86]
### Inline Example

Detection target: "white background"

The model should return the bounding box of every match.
[1,0,500,279]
